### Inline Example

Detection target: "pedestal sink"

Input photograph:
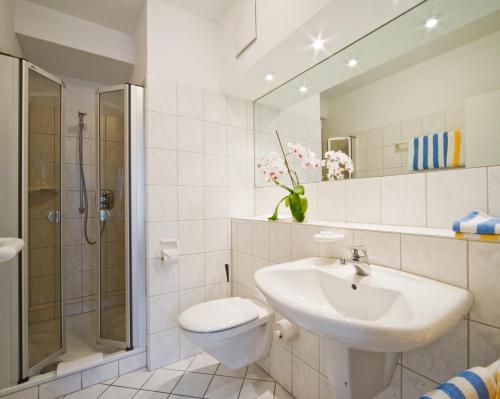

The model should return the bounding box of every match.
[254,257,473,399]
[0,237,24,264]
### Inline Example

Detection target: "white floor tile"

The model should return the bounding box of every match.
[239,379,275,399]
[246,364,273,382]
[274,384,294,399]
[133,391,168,399]
[172,372,213,397]
[204,375,243,399]
[99,386,137,399]
[63,384,108,399]
[142,369,184,393]
[216,364,247,378]
[112,368,154,389]
[188,354,220,374]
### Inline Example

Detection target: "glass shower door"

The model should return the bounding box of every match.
[97,85,130,348]
[21,62,64,378]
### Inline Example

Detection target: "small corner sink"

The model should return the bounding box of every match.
[255,257,473,399]
[0,237,24,264]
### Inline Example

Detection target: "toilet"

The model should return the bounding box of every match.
[179,297,274,369]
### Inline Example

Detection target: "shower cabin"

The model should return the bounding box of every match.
[0,52,145,388]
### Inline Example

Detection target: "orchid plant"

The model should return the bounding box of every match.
[257,130,321,222]
[322,150,354,180]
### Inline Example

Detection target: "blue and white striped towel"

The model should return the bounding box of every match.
[419,367,497,399]
[453,211,500,235]
[407,129,465,171]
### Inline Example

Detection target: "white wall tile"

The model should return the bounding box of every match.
[469,321,500,368]
[178,151,204,186]
[178,186,204,220]
[148,292,179,333]
[291,224,318,260]
[147,259,179,296]
[252,221,270,259]
[119,352,147,375]
[227,157,248,187]
[422,111,445,135]
[353,231,400,269]
[292,328,320,370]
[374,365,401,399]
[269,222,292,263]
[205,187,227,219]
[178,220,204,255]
[469,241,500,328]
[205,219,230,252]
[402,369,436,399]
[4,387,38,399]
[401,117,422,141]
[147,185,177,221]
[147,77,177,115]
[228,188,253,217]
[227,126,248,157]
[147,112,177,150]
[402,319,467,383]
[346,178,381,223]
[204,122,227,155]
[147,221,178,259]
[148,328,180,369]
[292,356,319,399]
[381,173,426,226]
[179,287,205,313]
[401,235,467,287]
[426,168,487,228]
[205,250,230,284]
[365,128,383,149]
[146,149,177,186]
[39,373,82,399]
[204,154,227,187]
[82,362,118,388]
[236,219,252,254]
[445,108,465,131]
[226,97,248,128]
[317,181,346,222]
[178,118,203,153]
[179,253,205,289]
[270,343,292,392]
[204,91,226,124]
[382,123,402,147]
[177,84,203,119]
[488,166,500,215]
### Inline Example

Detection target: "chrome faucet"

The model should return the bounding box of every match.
[342,245,371,276]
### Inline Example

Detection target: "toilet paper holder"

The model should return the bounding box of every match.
[157,239,180,264]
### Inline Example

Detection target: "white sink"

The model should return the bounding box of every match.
[0,237,24,264]
[255,257,473,399]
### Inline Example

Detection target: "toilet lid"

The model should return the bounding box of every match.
[179,297,260,333]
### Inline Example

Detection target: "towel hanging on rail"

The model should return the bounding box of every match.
[407,129,465,171]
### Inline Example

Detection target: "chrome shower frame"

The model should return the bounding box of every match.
[20,61,65,380]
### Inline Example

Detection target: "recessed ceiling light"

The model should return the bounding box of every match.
[347,58,358,67]
[265,73,274,82]
[312,37,325,50]
[299,86,308,93]
[425,17,439,28]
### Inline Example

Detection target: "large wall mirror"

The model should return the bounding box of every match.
[254,0,500,187]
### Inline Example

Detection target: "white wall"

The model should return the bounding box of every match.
[324,29,500,135]
[130,4,147,86]
[147,0,220,90]
[0,0,22,57]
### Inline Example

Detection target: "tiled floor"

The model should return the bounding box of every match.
[63,354,293,399]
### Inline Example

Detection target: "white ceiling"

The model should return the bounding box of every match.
[161,0,236,23]
[25,0,145,34]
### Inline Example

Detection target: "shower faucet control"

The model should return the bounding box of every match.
[100,189,114,211]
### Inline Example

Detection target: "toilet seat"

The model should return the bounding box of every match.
[179,297,260,333]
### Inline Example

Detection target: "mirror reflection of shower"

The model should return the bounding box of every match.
[78,112,110,245]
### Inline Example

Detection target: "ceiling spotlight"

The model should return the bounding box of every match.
[347,58,358,67]
[312,37,325,50]
[425,17,439,28]
[299,86,308,93]
[264,73,274,82]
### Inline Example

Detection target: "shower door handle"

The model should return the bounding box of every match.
[47,210,61,224]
